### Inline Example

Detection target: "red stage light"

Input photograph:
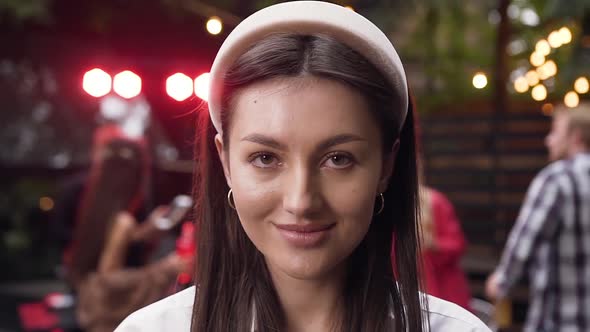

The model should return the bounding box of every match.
[82,68,111,97]
[113,70,142,99]
[166,73,193,101]
[194,73,210,101]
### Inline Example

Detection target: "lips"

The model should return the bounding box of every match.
[274,223,334,233]
[274,223,335,248]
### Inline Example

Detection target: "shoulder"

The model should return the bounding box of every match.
[537,159,572,181]
[427,188,453,209]
[115,286,195,332]
[525,159,573,194]
[425,295,492,332]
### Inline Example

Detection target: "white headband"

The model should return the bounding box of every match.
[208,1,408,134]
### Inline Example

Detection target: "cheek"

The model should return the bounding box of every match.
[320,170,380,235]
[227,154,279,233]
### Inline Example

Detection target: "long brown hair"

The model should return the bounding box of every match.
[68,126,150,285]
[192,34,426,332]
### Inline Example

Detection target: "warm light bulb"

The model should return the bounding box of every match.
[39,196,54,211]
[526,70,540,86]
[535,39,551,56]
[531,84,547,101]
[548,30,563,48]
[564,91,579,108]
[541,103,554,115]
[206,17,223,35]
[514,77,529,93]
[472,72,488,89]
[574,77,589,94]
[529,51,545,67]
[559,27,572,44]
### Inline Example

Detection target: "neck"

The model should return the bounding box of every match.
[568,144,589,158]
[267,261,347,332]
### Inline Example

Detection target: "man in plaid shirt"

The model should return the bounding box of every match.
[486,103,590,332]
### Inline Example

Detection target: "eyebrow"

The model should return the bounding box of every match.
[240,133,366,151]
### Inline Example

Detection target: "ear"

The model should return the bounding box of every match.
[378,139,400,193]
[214,133,232,188]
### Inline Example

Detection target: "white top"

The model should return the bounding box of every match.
[116,286,492,331]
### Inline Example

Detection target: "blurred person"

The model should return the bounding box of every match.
[66,125,188,332]
[117,2,490,331]
[486,102,590,332]
[418,185,472,310]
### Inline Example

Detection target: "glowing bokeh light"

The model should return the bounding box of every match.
[166,73,194,101]
[529,51,545,67]
[531,84,547,101]
[207,17,223,35]
[472,72,488,89]
[535,39,551,56]
[564,91,579,108]
[82,68,112,97]
[113,70,142,99]
[194,73,211,101]
[526,70,540,86]
[514,77,529,93]
[559,27,572,44]
[39,197,54,211]
[574,77,589,94]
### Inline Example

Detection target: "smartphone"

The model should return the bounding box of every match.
[154,195,193,230]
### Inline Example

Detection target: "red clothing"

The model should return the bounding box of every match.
[421,189,471,309]
[391,189,472,310]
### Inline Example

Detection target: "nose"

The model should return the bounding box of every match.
[282,163,322,217]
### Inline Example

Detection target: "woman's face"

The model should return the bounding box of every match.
[216,77,394,281]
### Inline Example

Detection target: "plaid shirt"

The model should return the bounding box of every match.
[494,152,590,332]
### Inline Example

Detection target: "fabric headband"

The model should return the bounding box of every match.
[207,0,408,134]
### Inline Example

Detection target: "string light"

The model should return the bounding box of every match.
[529,51,545,67]
[472,72,488,89]
[514,77,529,93]
[541,103,554,115]
[535,39,551,56]
[559,27,572,44]
[526,70,540,86]
[574,77,589,94]
[564,91,579,108]
[531,84,547,101]
[206,17,223,35]
[548,30,563,48]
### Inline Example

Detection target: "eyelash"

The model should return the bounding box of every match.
[248,152,355,169]
[323,152,355,169]
[249,152,280,168]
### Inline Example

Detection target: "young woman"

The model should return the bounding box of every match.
[67,125,185,332]
[117,2,490,331]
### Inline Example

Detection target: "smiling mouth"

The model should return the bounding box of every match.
[274,223,335,248]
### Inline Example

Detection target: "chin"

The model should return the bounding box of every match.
[268,252,345,281]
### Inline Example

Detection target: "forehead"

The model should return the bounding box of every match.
[228,77,380,143]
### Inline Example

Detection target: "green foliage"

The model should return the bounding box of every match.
[0,0,51,23]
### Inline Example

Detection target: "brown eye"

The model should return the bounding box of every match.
[251,153,280,168]
[324,153,354,169]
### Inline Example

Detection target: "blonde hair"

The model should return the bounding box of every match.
[554,101,590,148]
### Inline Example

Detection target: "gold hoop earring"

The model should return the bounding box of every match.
[227,189,236,210]
[375,193,385,215]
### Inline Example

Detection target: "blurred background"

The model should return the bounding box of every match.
[0,0,589,331]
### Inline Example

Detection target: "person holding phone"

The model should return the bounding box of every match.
[66,125,190,332]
